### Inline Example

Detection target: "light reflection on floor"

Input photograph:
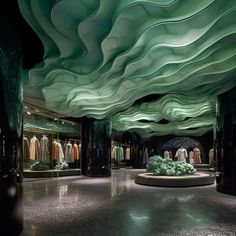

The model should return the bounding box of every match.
[21,169,236,236]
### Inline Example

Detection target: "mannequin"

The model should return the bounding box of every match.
[193,147,201,164]
[175,147,188,162]
[164,150,170,159]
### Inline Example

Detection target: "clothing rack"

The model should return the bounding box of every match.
[112,141,130,147]
[24,128,57,135]
[68,138,80,142]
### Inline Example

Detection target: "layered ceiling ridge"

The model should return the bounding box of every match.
[19,0,236,136]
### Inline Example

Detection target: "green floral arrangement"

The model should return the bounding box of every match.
[30,161,49,171]
[146,155,196,176]
[55,161,69,170]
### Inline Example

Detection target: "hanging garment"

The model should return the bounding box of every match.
[193,147,201,164]
[116,146,124,162]
[65,142,74,163]
[111,145,117,160]
[39,135,49,161]
[209,148,214,165]
[23,136,30,161]
[52,140,64,161]
[175,147,188,162]
[73,143,79,160]
[29,135,40,160]
[125,147,130,160]
[52,140,59,160]
[58,141,64,162]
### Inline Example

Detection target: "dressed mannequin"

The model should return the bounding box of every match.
[175,147,188,162]
[164,150,170,159]
[193,147,201,164]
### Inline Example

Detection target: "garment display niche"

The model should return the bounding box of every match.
[111,141,131,168]
[23,105,81,178]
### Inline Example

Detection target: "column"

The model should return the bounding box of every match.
[216,86,236,196]
[0,17,23,235]
[81,118,112,177]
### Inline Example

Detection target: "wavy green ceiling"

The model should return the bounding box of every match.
[112,94,216,137]
[19,0,236,136]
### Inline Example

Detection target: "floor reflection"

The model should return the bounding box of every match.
[111,170,132,197]
[22,169,236,236]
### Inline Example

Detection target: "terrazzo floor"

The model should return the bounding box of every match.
[21,169,236,236]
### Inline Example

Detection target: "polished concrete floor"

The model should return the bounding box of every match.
[21,169,236,236]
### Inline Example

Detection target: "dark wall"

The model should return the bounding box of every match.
[216,85,236,196]
[0,1,43,69]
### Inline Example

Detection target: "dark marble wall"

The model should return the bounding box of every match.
[81,118,111,177]
[0,17,23,235]
[216,86,236,196]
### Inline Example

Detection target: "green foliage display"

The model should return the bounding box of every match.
[146,155,196,176]
[55,161,69,170]
[30,161,49,171]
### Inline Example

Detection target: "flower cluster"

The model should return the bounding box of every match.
[146,155,196,176]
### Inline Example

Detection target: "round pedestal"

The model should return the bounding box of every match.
[135,172,215,187]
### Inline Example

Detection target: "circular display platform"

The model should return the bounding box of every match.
[135,172,215,187]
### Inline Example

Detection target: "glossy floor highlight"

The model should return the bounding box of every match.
[21,169,236,236]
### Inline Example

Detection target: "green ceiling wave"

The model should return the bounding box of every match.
[132,125,214,138]
[112,94,216,136]
[19,0,236,135]
[117,118,214,137]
